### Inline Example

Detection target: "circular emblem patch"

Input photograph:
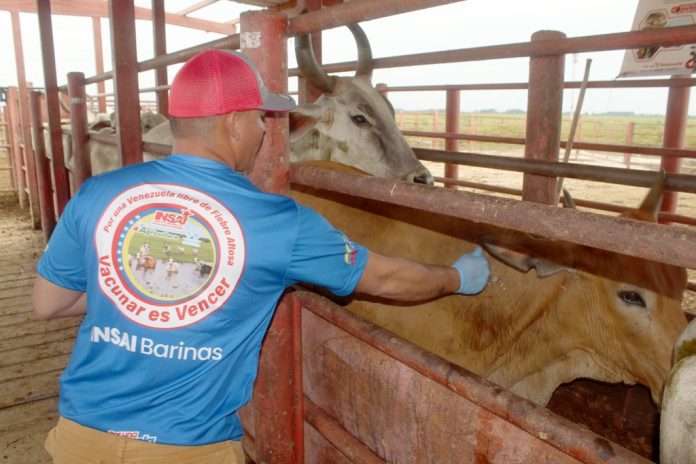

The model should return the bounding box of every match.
[95,184,245,329]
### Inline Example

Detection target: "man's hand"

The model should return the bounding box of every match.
[452,247,490,295]
[32,276,86,320]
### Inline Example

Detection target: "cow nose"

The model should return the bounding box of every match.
[406,169,434,185]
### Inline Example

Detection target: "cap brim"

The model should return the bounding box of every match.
[258,89,297,112]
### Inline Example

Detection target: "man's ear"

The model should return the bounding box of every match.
[223,112,241,142]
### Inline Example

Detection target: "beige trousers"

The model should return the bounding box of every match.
[45,417,245,464]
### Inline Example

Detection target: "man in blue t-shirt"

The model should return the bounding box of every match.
[33,50,489,463]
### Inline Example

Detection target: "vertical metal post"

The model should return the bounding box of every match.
[37,0,70,215]
[92,17,107,114]
[109,0,143,166]
[241,11,302,464]
[660,76,690,221]
[1,107,17,191]
[444,89,460,189]
[522,30,565,205]
[243,11,291,194]
[5,88,26,207]
[624,122,635,169]
[298,0,323,105]
[151,0,169,118]
[30,91,56,240]
[68,73,91,189]
[11,10,40,227]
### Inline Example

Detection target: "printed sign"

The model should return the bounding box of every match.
[95,184,245,329]
[618,0,696,77]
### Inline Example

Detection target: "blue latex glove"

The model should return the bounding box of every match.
[452,246,490,295]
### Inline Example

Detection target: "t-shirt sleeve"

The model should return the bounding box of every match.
[284,204,368,296]
[36,181,92,292]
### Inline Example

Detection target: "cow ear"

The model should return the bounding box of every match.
[483,243,569,279]
[289,104,324,143]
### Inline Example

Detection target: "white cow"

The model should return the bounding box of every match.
[661,318,696,463]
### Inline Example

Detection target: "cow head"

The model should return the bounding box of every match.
[484,177,688,405]
[290,24,433,185]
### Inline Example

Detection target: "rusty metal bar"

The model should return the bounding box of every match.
[5,89,25,206]
[402,130,696,159]
[431,176,696,227]
[243,10,291,194]
[252,294,303,463]
[175,0,218,16]
[11,11,40,225]
[298,0,324,105]
[416,148,696,193]
[152,0,169,118]
[92,17,107,114]
[109,0,143,166]
[382,78,696,92]
[1,107,17,191]
[288,0,461,35]
[443,89,459,188]
[241,11,302,464]
[688,281,696,292]
[523,30,564,204]
[661,76,691,221]
[297,291,650,464]
[290,25,696,76]
[304,396,385,464]
[37,0,69,214]
[77,34,241,87]
[68,73,91,189]
[290,165,696,269]
[29,91,56,240]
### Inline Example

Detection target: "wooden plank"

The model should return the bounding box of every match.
[0,354,70,383]
[0,287,32,300]
[0,295,32,316]
[0,277,35,291]
[0,326,78,352]
[0,318,80,341]
[0,369,61,409]
[0,397,58,434]
[0,339,74,368]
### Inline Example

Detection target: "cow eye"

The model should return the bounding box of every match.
[351,114,369,126]
[618,291,646,308]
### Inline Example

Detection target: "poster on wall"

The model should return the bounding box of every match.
[618,0,696,78]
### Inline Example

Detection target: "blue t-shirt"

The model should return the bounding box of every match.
[37,154,367,445]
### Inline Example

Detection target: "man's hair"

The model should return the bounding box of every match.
[170,116,221,138]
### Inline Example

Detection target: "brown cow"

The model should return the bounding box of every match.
[291,163,687,405]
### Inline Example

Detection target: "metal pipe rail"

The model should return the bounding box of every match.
[298,291,650,464]
[289,165,696,270]
[384,78,696,92]
[403,130,696,159]
[289,25,696,76]
[431,176,696,227]
[415,148,696,193]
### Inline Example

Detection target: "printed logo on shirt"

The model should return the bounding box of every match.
[95,184,245,329]
[343,235,357,266]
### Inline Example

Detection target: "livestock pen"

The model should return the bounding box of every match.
[3,0,696,463]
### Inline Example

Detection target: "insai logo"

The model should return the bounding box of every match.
[153,208,193,229]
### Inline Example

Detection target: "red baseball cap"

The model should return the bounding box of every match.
[169,49,296,118]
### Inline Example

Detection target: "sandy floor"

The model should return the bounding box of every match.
[421,148,696,314]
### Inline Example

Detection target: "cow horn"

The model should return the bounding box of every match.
[561,189,576,209]
[483,243,568,279]
[347,23,373,80]
[295,31,335,93]
[636,170,666,221]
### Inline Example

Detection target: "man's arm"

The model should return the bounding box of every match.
[356,252,459,301]
[355,248,490,302]
[32,276,86,320]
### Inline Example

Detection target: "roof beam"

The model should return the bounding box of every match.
[176,0,219,16]
[0,0,233,34]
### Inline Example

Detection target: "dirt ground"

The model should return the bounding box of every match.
[421,149,696,315]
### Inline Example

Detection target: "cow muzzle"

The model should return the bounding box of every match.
[405,168,434,185]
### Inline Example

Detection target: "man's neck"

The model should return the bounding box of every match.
[172,139,238,171]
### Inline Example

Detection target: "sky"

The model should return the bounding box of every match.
[0,0,693,115]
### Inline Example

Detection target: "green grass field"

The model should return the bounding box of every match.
[127,231,215,264]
